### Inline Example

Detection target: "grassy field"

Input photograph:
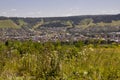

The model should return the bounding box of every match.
[0,41,120,80]
[0,20,20,28]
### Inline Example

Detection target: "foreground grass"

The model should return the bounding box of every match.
[0,41,120,80]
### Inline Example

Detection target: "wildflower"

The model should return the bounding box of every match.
[89,47,94,51]
[78,52,83,55]
[84,71,88,75]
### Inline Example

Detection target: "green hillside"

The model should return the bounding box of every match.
[0,20,20,28]
[18,19,27,27]
[32,19,44,29]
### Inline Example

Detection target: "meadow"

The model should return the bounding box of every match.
[0,40,120,80]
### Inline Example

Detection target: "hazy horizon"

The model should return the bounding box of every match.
[0,0,120,17]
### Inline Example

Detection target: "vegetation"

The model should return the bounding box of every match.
[0,40,120,80]
[1,15,120,33]
[1,14,120,34]
[77,18,120,28]
[0,14,120,79]
[0,20,20,28]
[32,19,44,29]
[17,19,28,27]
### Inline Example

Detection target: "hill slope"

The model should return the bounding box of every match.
[0,20,20,28]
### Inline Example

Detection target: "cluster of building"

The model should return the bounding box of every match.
[0,27,120,43]
[88,32,120,42]
[32,27,86,42]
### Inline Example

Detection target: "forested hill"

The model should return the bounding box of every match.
[0,14,120,27]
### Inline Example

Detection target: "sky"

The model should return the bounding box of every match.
[0,0,120,17]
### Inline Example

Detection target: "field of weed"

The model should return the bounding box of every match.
[0,41,120,80]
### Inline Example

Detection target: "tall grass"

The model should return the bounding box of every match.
[0,41,120,80]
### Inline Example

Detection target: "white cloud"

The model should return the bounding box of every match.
[10,9,17,11]
[36,11,41,14]
[0,8,120,17]
[63,8,120,16]
[1,12,7,15]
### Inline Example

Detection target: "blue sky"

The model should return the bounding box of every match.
[0,0,120,17]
